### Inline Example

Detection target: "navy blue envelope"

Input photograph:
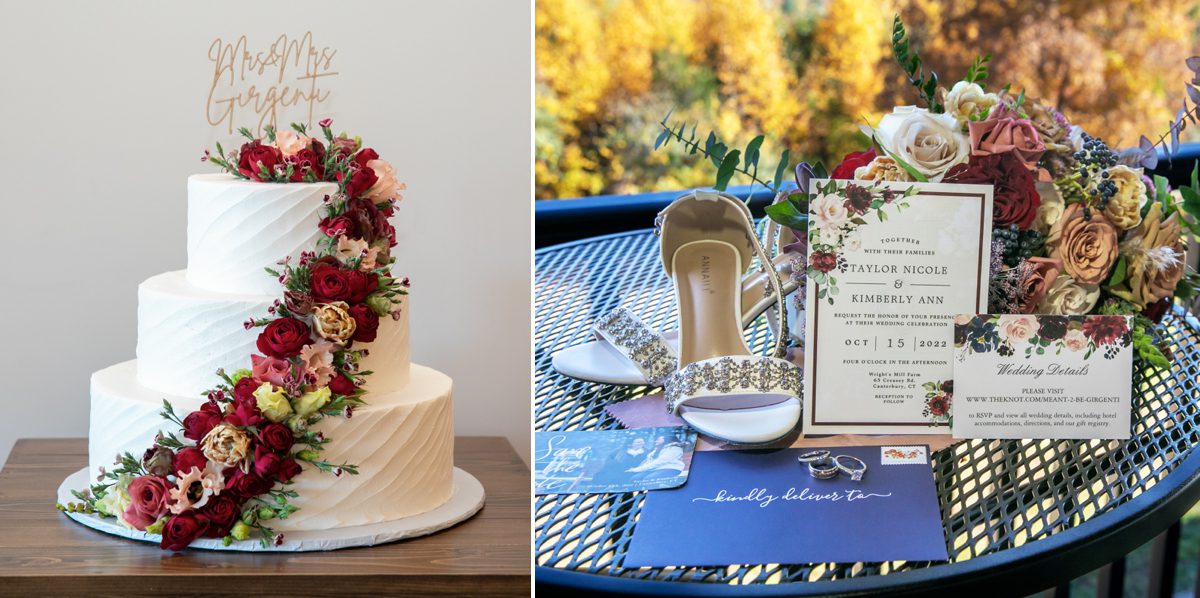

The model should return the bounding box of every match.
[624,446,949,567]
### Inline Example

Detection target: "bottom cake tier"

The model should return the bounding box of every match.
[88,360,455,532]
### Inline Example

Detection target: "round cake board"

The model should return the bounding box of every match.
[57,466,485,552]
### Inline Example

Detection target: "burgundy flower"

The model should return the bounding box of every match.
[1143,298,1171,323]
[232,377,258,403]
[319,215,354,238]
[945,153,1041,229]
[141,446,175,477]
[236,140,283,181]
[345,162,379,199]
[182,402,223,443]
[1037,316,1069,341]
[345,271,379,304]
[256,317,311,358]
[927,395,950,417]
[284,290,315,315]
[227,385,264,428]
[348,304,379,343]
[309,264,352,303]
[831,149,876,180]
[842,183,872,215]
[259,423,294,453]
[197,495,241,539]
[810,251,838,273]
[161,512,209,551]
[287,147,325,182]
[253,445,283,479]
[1082,315,1128,346]
[277,458,303,483]
[123,475,172,530]
[225,470,271,498]
[328,374,357,396]
[172,447,207,477]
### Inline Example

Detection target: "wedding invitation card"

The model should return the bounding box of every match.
[624,446,948,567]
[803,180,993,434]
[534,427,697,494]
[952,314,1133,439]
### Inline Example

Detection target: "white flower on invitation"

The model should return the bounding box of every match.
[844,233,862,252]
[996,314,1038,344]
[810,193,849,233]
[875,106,970,182]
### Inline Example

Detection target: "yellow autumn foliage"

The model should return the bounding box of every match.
[536,0,1200,199]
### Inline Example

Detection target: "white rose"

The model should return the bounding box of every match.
[1036,274,1100,315]
[944,81,1000,126]
[1063,328,1089,352]
[810,193,848,233]
[996,314,1038,344]
[875,106,970,182]
[1032,182,1065,236]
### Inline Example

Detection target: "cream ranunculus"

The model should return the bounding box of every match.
[1036,274,1100,315]
[312,301,357,343]
[1032,182,1065,236]
[1102,166,1147,230]
[874,106,970,182]
[854,156,915,182]
[200,423,251,469]
[810,192,849,233]
[944,81,1000,126]
[254,382,293,422]
[294,386,332,418]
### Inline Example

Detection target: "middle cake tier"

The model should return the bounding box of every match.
[137,270,411,398]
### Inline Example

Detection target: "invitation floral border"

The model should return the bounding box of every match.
[954,314,1132,361]
[920,380,953,426]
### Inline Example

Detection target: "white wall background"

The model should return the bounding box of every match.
[0,1,532,466]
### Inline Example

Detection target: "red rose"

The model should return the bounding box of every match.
[225,470,271,498]
[237,140,283,182]
[277,458,303,483]
[345,162,379,199]
[945,153,1041,229]
[160,512,209,551]
[810,251,838,273]
[345,271,379,304]
[182,401,223,443]
[309,264,352,303]
[1082,315,1128,346]
[254,445,283,479]
[259,423,294,453]
[256,317,311,358]
[348,304,380,343]
[172,447,208,476]
[227,391,264,428]
[287,148,325,182]
[123,475,172,530]
[343,198,381,244]
[197,495,241,538]
[232,377,258,403]
[329,373,357,396]
[831,149,877,180]
[319,215,354,238]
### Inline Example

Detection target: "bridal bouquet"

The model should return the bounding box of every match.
[656,16,1200,368]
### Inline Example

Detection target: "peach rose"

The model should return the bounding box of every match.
[1102,166,1147,230]
[275,130,312,158]
[997,314,1038,344]
[1062,328,1089,352]
[1046,203,1118,285]
[364,159,406,202]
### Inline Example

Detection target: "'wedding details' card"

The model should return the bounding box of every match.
[624,446,948,566]
[534,427,698,495]
[952,314,1134,439]
[804,180,993,434]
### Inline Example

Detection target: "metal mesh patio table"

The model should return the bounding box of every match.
[534,228,1200,597]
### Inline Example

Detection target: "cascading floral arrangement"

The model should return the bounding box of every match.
[654,15,1200,423]
[58,119,409,550]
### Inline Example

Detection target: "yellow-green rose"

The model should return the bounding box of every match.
[230,520,253,541]
[1102,165,1146,230]
[294,386,331,417]
[254,382,293,422]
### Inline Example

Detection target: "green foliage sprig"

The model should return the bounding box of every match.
[891,16,942,113]
[964,53,991,86]
[655,113,791,194]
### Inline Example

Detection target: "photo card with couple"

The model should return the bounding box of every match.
[534,427,698,495]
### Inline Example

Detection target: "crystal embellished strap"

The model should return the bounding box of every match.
[592,308,678,386]
[664,355,802,415]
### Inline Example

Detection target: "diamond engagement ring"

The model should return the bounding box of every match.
[797,450,831,464]
[807,457,839,480]
[834,455,867,481]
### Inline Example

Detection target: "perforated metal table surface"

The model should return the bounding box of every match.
[534,228,1200,597]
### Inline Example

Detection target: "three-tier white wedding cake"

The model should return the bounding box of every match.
[86,174,456,532]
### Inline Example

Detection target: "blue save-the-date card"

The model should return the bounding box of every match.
[624,445,949,567]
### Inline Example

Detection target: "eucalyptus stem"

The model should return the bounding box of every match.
[656,120,777,192]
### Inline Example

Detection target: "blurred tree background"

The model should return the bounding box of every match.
[535,0,1200,199]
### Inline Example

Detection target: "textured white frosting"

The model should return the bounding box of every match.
[136,270,411,398]
[187,174,337,295]
[89,360,454,530]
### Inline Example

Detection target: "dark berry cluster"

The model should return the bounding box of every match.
[1073,132,1119,218]
[993,224,1044,267]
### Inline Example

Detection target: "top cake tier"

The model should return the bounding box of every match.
[187,174,339,295]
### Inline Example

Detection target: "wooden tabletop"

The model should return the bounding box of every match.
[0,437,531,597]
